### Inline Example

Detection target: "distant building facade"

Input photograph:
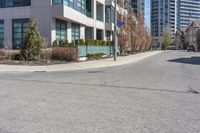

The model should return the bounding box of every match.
[177,0,200,29]
[185,20,200,51]
[151,0,176,45]
[151,0,200,46]
[130,0,144,15]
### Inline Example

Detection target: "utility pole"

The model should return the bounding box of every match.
[114,0,118,61]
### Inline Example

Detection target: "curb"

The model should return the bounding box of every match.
[0,51,163,72]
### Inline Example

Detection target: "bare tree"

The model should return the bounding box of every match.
[118,6,151,54]
[117,10,130,55]
[4,41,13,61]
[41,37,52,62]
[126,8,138,53]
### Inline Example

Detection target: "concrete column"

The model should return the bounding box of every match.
[4,19,12,44]
[103,2,106,41]
[93,27,97,39]
[103,30,106,41]
[93,0,97,20]
[80,25,85,40]
[50,18,56,43]
[103,1,105,23]
[67,22,72,43]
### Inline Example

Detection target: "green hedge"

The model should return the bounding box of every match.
[53,39,113,47]
[84,39,112,46]
[53,39,71,47]
[87,52,104,59]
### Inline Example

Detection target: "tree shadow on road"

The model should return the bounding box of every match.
[168,56,200,65]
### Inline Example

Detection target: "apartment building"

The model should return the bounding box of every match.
[151,0,176,44]
[0,0,122,49]
[177,0,200,29]
[130,0,144,15]
[151,0,200,45]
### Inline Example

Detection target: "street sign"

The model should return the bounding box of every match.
[117,21,125,27]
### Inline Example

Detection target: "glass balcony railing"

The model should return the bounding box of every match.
[86,12,92,18]
[97,15,103,22]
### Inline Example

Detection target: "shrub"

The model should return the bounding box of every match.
[107,41,112,46]
[83,39,112,46]
[21,18,43,60]
[87,53,104,60]
[85,39,94,45]
[0,49,6,57]
[52,40,57,47]
[64,40,69,47]
[0,49,6,58]
[101,41,107,46]
[94,40,98,46]
[40,48,53,60]
[51,47,78,61]
[59,40,64,47]
[75,39,85,45]
[11,53,23,60]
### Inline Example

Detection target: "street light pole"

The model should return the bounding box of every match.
[114,0,118,61]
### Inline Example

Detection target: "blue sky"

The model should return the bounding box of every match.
[144,0,150,28]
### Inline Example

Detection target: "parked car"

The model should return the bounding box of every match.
[187,45,195,52]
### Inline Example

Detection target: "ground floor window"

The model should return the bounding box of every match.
[97,29,103,40]
[106,31,111,41]
[12,19,29,49]
[71,23,80,40]
[0,20,4,48]
[56,19,67,41]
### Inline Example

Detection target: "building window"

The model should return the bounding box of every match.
[53,0,86,15]
[106,31,111,41]
[0,0,31,8]
[76,0,86,14]
[52,0,62,4]
[96,29,103,40]
[0,20,4,48]
[56,19,67,41]
[105,6,115,23]
[12,19,29,49]
[71,23,80,40]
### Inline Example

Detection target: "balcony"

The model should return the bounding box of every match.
[52,4,94,27]
[96,1,104,22]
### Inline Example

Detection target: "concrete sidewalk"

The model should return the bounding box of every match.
[0,51,162,72]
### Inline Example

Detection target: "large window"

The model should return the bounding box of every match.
[0,20,4,48]
[0,0,31,8]
[52,0,86,15]
[71,23,80,40]
[12,19,29,49]
[105,6,115,23]
[52,0,62,4]
[56,20,67,41]
[76,0,85,14]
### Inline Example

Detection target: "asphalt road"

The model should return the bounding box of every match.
[0,51,200,133]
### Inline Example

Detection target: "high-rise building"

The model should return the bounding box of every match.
[0,0,127,49]
[130,0,145,15]
[151,0,200,45]
[177,0,200,29]
[151,0,176,44]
